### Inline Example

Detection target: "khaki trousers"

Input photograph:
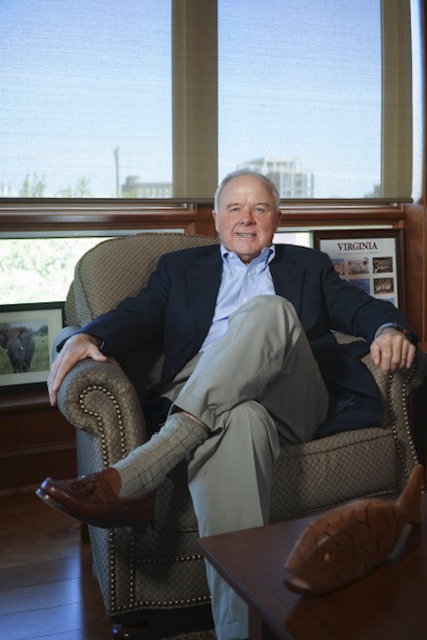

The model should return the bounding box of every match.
[162,296,328,640]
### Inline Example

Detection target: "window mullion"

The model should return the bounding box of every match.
[172,0,218,198]
[381,0,413,197]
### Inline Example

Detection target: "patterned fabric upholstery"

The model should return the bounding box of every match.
[56,232,426,621]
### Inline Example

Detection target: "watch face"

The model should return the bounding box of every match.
[394,325,409,335]
[378,323,411,340]
[396,327,411,339]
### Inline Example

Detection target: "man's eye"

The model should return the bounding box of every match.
[255,207,266,214]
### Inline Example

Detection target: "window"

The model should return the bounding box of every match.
[0,0,421,200]
[0,237,108,304]
[219,0,381,198]
[0,1,172,198]
[218,0,417,199]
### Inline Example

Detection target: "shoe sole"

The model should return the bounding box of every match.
[35,488,149,534]
[35,488,109,528]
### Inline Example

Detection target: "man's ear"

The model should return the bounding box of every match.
[212,210,220,234]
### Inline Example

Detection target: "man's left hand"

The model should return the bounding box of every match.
[370,327,416,374]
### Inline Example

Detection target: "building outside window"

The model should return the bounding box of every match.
[0,0,423,304]
[0,0,421,201]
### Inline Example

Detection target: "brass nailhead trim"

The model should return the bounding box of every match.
[112,595,211,612]
[387,365,419,485]
[401,372,419,465]
[140,554,204,563]
[78,385,130,609]
[128,531,136,607]
[78,385,128,459]
[108,530,117,610]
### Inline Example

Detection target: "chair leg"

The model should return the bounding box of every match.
[111,622,151,639]
[80,522,90,542]
[111,604,214,640]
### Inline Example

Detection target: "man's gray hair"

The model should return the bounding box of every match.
[214,169,281,211]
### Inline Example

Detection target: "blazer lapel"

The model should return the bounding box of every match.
[186,248,223,351]
[184,244,306,353]
[270,245,305,316]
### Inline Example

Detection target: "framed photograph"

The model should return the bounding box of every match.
[313,230,405,311]
[0,302,64,391]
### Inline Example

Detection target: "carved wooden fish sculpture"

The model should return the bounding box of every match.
[284,464,424,595]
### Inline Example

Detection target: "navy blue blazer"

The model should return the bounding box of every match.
[82,244,417,436]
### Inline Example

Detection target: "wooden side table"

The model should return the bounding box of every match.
[198,495,427,640]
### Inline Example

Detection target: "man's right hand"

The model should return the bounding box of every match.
[47,333,107,406]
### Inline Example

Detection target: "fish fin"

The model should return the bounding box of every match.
[396,464,424,525]
[283,568,312,594]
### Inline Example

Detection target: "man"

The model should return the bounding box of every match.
[38,170,417,640]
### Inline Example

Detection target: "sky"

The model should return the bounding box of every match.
[218,0,382,197]
[0,0,172,196]
[0,0,386,199]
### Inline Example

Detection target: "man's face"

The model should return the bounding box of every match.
[213,175,280,264]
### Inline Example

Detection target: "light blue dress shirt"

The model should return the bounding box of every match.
[200,244,277,352]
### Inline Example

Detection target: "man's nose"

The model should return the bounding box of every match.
[240,207,255,223]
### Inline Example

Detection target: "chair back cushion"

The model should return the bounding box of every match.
[66,232,219,326]
[65,232,219,397]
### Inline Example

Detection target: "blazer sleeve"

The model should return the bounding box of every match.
[319,251,418,344]
[75,253,173,357]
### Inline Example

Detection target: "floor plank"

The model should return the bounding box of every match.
[0,491,113,640]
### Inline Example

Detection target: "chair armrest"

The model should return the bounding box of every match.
[362,347,427,411]
[56,357,148,464]
[362,347,427,473]
[335,333,427,414]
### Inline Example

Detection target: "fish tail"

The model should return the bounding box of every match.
[396,464,424,525]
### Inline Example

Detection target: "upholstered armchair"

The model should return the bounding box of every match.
[54,232,426,640]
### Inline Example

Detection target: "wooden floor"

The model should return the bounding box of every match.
[0,489,113,640]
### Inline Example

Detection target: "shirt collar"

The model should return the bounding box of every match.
[220,244,276,269]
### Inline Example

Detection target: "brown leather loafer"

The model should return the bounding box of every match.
[36,468,155,533]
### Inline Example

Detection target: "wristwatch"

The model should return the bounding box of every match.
[375,322,411,340]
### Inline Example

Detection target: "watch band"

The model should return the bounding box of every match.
[375,322,411,339]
